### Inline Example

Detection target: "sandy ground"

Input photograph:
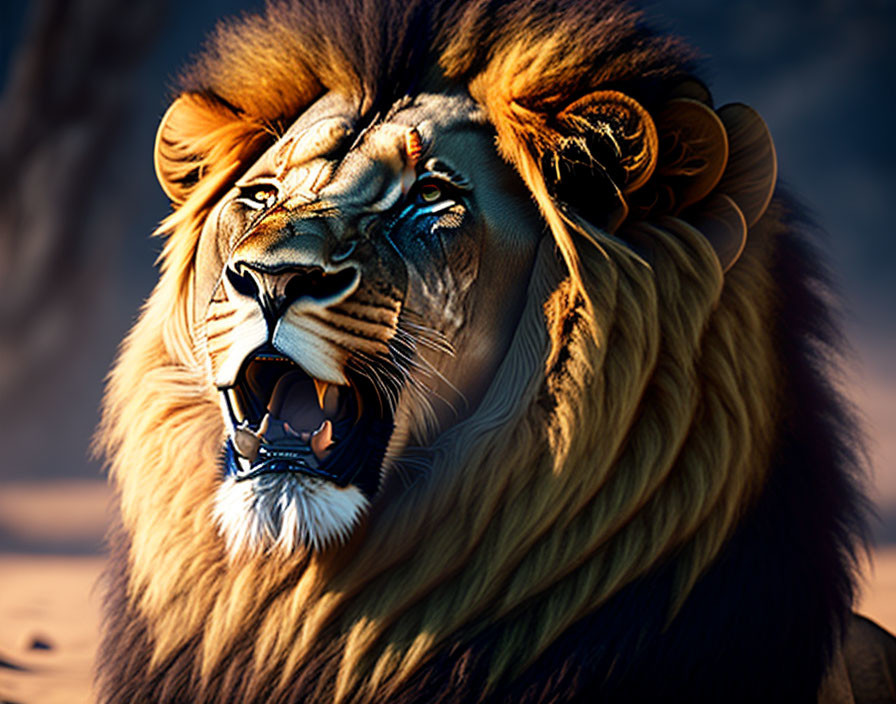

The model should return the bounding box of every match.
[0,482,894,703]
[0,555,104,704]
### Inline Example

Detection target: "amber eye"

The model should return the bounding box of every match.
[239,184,278,209]
[418,182,442,203]
[250,187,277,204]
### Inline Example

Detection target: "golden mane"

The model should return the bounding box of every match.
[98,1,793,701]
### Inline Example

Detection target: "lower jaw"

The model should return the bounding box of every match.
[222,414,395,499]
[224,439,345,484]
[213,469,370,553]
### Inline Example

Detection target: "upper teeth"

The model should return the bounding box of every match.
[313,380,329,410]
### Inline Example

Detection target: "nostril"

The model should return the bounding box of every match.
[226,266,259,299]
[226,261,360,320]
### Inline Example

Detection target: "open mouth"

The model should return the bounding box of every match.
[219,346,394,498]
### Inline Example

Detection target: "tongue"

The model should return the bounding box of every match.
[267,371,325,431]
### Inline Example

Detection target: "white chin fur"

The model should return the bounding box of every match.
[213,473,368,555]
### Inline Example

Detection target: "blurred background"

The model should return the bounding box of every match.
[0,1,894,701]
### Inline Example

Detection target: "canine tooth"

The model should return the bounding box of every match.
[313,380,329,410]
[233,427,262,462]
[258,413,270,438]
[233,413,270,460]
[310,420,333,460]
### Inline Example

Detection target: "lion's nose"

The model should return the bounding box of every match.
[226,262,359,320]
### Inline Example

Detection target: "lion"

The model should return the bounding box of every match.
[96,1,896,702]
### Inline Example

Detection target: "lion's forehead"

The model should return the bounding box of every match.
[243,91,490,212]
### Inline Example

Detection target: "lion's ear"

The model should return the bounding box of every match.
[155,93,226,204]
[641,100,777,272]
[535,86,776,274]
[541,90,659,233]
[711,104,778,229]
[154,92,270,205]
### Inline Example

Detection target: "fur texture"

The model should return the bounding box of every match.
[213,473,369,554]
[97,1,868,702]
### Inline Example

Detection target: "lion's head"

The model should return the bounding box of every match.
[98,2,862,702]
[167,89,545,553]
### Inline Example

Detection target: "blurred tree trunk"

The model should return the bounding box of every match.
[0,0,164,412]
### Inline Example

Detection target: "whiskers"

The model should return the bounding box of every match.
[345,312,464,440]
[396,314,455,356]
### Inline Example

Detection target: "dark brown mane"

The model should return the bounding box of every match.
[179,0,692,140]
